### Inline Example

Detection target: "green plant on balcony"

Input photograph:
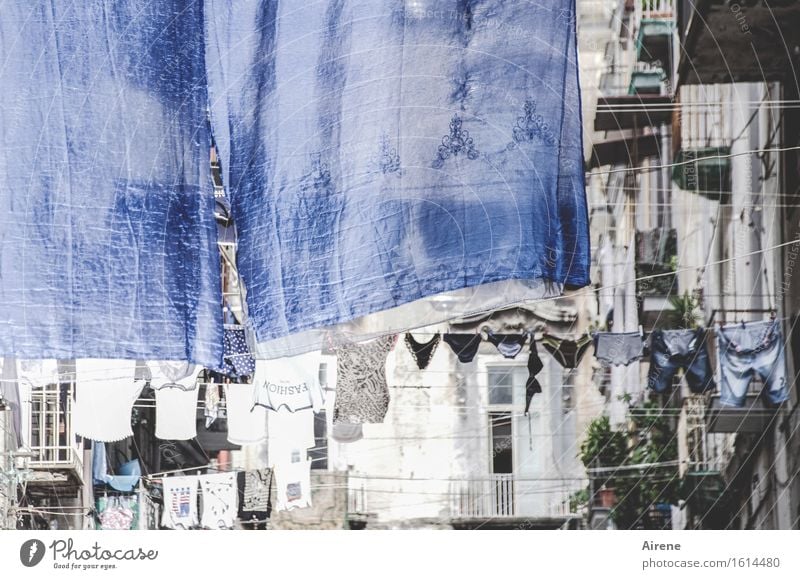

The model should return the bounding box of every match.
[667,291,702,329]
[579,405,680,528]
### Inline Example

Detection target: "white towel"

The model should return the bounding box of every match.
[161,476,199,530]
[223,383,267,445]
[74,359,141,442]
[198,472,238,529]
[275,459,312,512]
[150,362,201,441]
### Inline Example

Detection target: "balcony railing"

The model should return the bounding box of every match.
[451,474,516,518]
[25,381,83,483]
[635,0,674,22]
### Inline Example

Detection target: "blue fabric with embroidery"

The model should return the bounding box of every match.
[205,0,589,345]
[0,1,223,367]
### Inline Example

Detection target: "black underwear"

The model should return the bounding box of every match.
[525,342,544,415]
[404,333,441,370]
[486,331,528,359]
[540,333,592,369]
[443,333,482,363]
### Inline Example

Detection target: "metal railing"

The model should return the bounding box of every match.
[348,480,368,514]
[25,382,82,475]
[636,0,675,21]
[450,474,516,518]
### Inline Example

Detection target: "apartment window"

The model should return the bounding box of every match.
[489,412,513,474]
[487,365,528,406]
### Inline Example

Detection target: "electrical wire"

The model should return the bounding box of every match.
[589,145,800,176]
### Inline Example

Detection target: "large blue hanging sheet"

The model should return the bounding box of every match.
[206,0,589,354]
[0,1,223,366]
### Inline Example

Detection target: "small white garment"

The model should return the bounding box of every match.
[150,362,201,441]
[275,459,312,512]
[198,472,238,529]
[161,476,199,529]
[267,408,315,467]
[73,359,141,442]
[18,359,59,388]
[252,351,324,412]
[223,383,267,445]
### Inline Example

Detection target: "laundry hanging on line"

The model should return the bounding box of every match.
[1,1,588,365]
[716,319,789,408]
[647,328,715,394]
[593,332,645,367]
[161,476,200,530]
[404,333,441,370]
[540,333,593,369]
[73,360,142,442]
[223,383,267,446]
[332,335,395,425]
[237,468,273,525]
[206,0,589,358]
[149,362,202,441]
[0,1,223,367]
[274,459,313,513]
[198,472,238,530]
[252,351,325,413]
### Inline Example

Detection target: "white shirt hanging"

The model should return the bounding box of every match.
[274,459,312,512]
[267,407,315,467]
[198,472,238,529]
[150,362,201,441]
[73,359,141,442]
[252,351,324,412]
[223,383,267,445]
[161,476,199,530]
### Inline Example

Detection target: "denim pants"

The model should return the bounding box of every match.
[647,328,715,394]
[716,319,789,407]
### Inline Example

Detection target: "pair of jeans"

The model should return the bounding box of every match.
[717,319,789,407]
[647,328,714,394]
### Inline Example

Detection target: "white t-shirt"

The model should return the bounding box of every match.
[267,407,315,467]
[161,476,199,530]
[74,359,141,442]
[198,472,238,529]
[275,459,312,512]
[150,362,201,441]
[252,351,324,412]
[223,383,267,445]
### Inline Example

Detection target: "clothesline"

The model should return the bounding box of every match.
[588,145,800,176]
[3,238,795,379]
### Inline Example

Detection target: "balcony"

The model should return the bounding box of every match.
[633,0,676,67]
[705,393,779,434]
[449,475,581,529]
[671,146,731,200]
[450,473,516,518]
[629,69,665,95]
[25,381,83,493]
[678,0,800,84]
[635,228,678,323]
